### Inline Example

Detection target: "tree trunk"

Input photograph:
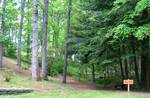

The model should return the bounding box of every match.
[62,0,72,83]
[141,37,150,88]
[131,37,140,84]
[0,0,6,68]
[26,0,30,64]
[0,44,3,68]
[122,45,129,79]
[32,0,39,81]
[26,34,30,63]
[41,0,49,80]
[85,64,88,80]
[17,0,25,67]
[118,47,125,80]
[92,65,95,83]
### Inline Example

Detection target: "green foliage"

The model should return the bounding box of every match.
[67,65,80,76]
[0,68,15,82]
[46,55,80,77]
[47,56,64,76]
[134,24,150,39]
[131,0,150,17]
[3,0,150,86]
[4,41,16,57]
[96,77,121,85]
[112,24,134,39]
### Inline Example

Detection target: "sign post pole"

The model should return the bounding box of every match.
[123,79,134,92]
[128,84,130,92]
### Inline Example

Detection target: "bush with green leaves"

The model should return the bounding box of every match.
[0,68,15,82]
[45,55,80,77]
[46,56,64,76]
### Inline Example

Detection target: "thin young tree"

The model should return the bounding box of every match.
[63,0,72,83]
[32,0,39,81]
[26,0,31,64]
[92,65,95,83]
[41,0,49,80]
[17,0,25,67]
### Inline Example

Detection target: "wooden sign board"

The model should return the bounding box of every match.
[123,79,134,85]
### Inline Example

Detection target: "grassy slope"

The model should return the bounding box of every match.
[0,57,149,98]
[0,76,149,98]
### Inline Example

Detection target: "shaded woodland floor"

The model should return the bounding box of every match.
[0,57,150,98]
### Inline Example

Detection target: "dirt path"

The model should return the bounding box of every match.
[50,75,100,90]
[3,57,31,76]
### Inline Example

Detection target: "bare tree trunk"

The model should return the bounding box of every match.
[26,0,31,64]
[0,0,6,68]
[0,44,3,68]
[131,37,140,84]
[118,47,125,80]
[32,0,39,81]
[92,65,95,83]
[27,34,30,63]
[41,0,49,80]
[141,37,150,88]
[122,45,129,79]
[62,0,72,83]
[17,0,25,67]
[85,64,88,80]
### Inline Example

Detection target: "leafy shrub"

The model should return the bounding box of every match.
[46,55,80,77]
[47,56,63,76]
[67,66,79,76]
[4,42,16,58]
[0,68,15,82]
[96,77,121,85]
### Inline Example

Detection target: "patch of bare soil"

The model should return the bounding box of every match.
[3,57,31,76]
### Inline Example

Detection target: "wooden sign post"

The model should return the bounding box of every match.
[123,79,134,92]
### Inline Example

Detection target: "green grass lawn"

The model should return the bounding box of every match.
[0,75,149,98]
[1,90,148,98]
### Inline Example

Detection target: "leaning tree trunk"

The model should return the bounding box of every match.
[0,0,6,68]
[41,0,49,80]
[17,0,25,67]
[62,0,72,83]
[32,0,39,81]
[141,37,150,88]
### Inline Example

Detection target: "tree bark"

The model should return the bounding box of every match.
[41,0,49,80]
[0,0,6,68]
[92,65,95,83]
[130,37,140,83]
[26,0,30,64]
[118,47,125,80]
[26,34,30,63]
[17,0,25,67]
[141,37,150,88]
[122,45,129,79]
[85,64,88,80]
[32,0,39,81]
[62,0,72,83]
